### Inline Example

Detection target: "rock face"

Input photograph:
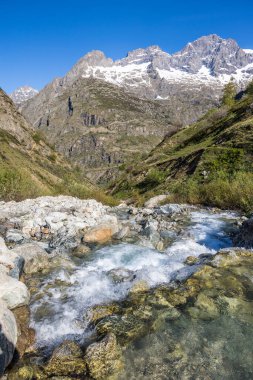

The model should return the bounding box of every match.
[9,86,38,105]
[20,77,176,184]
[0,301,17,376]
[0,88,107,202]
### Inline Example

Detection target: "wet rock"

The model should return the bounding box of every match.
[89,304,121,325]
[85,333,124,379]
[156,240,164,251]
[107,268,135,283]
[233,217,253,248]
[96,314,148,344]
[211,248,252,268]
[151,308,181,332]
[13,306,35,358]
[188,293,219,320]
[9,366,34,380]
[129,280,149,295]
[45,340,86,377]
[0,300,17,376]
[218,296,253,324]
[13,243,50,274]
[184,255,199,265]
[0,272,30,309]
[158,203,188,216]
[72,244,91,257]
[114,225,130,240]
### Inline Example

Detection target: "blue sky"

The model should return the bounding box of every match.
[1,0,253,93]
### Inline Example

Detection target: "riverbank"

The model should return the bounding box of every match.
[0,195,252,379]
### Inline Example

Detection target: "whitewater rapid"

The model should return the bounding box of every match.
[29,208,238,350]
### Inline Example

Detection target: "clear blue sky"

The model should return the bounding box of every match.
[1,0,253,93]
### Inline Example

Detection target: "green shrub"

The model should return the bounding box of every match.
[0,167,42,200]
[167,171,253,213]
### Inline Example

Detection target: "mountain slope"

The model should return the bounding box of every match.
[0,88,114,204]
[20,77,178,183]
[111,83,253,211]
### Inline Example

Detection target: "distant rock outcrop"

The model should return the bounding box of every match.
[10,86,38,104]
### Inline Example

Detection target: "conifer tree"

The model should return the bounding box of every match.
[221,79,236,107]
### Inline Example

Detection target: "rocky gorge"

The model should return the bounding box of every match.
[0,195,252,379]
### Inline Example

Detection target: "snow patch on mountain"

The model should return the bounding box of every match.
[243,49,253,55]
[10,86,38,104]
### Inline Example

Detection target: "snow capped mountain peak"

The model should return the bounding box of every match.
[243,49,253,55]
[18,35,253,105]
[10,86,38,104]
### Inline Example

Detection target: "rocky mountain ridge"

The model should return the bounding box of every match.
[59,34,253,100]
[12,34,253,104]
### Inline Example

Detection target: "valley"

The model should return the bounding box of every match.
[0,31,253,380]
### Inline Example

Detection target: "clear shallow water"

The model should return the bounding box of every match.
[29,208,238,350]
[119,314,253,380]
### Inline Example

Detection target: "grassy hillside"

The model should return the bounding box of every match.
[111,83,253,212]
[0,89,116,205]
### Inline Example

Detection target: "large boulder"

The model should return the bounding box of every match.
[13,243,50,274]
[0,300,17,376]
[0,272,30,309]
[85,333,124,379]
[82,221,118,245]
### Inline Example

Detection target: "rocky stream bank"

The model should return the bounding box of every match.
[0,195,252,379]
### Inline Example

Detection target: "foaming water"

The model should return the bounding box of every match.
[29,208,238,349]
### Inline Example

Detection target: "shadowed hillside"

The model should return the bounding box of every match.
[0,89,116,205]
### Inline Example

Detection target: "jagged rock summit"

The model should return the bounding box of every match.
[62,34,253,99]
[10,86,38,104]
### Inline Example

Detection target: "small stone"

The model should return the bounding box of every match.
[184,256,199,265]
[72,244,91,257]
